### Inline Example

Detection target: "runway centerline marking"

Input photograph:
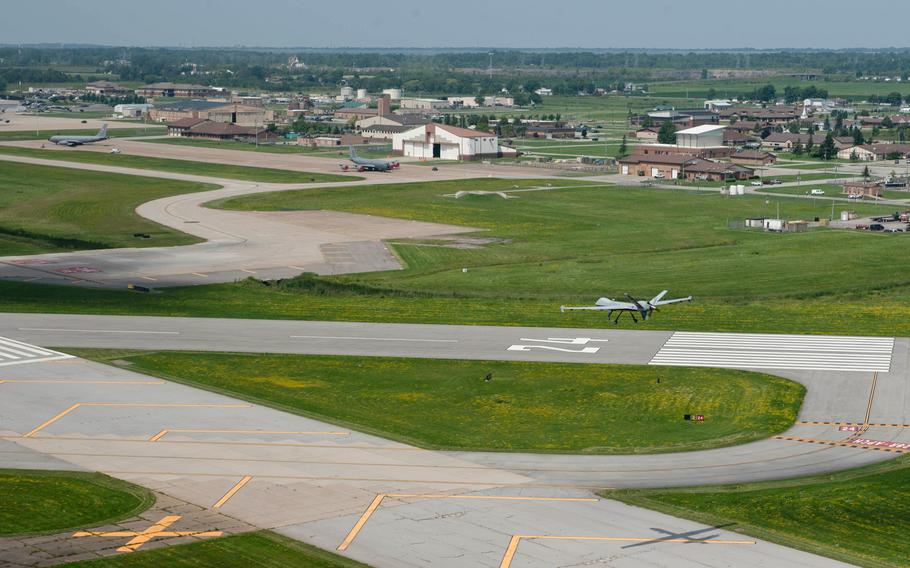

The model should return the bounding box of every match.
[73,514,222,553]
[290,335,457,343]
[18,328,180,335]
[498,534,756,568]
[148,428,349,442]
[337,493,599,552]
[22,402,251,438]
[212,476,253,508]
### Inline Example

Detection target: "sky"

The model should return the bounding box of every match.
[4,0,910,50]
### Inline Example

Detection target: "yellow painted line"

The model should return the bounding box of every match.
[148,428,350,442]
[337,493,600,552]
[73,514,223,553]
[23,402,250,438]
[212,475,253,508]
[337,493,385,551]
[499,534,756,568]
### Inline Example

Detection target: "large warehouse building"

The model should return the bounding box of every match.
[393,123,499,160]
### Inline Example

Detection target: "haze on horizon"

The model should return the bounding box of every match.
[4,0,910,50]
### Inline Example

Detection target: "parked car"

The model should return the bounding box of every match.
[751,180,763,186]
[769,179,783,185]
[848,194,863,200]
[653,172,665,179]
[869,224,885,231]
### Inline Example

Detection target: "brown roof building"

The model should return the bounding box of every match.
[731,149,777,166]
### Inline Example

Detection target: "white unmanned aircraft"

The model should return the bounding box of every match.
[561,290,692,323]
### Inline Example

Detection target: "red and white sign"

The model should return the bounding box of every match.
[56,266,102,274]
[852,438,910,450]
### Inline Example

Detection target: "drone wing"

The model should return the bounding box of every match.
[652,295,692,306]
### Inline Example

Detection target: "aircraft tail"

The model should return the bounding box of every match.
[98,124,108,138]
[650,290,668,305]
[349,145,357,159]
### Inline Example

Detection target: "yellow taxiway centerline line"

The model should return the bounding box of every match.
[23,402,251,438]
[499,534,756,568]
[212,475,253,509]
[148,428,349,442]
[337,493,600,551]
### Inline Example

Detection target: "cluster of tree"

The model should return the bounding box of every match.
[79,92,146,105]
[782,85,829,103]
[867,92,904,106]
[290,116,343,136]
[749,84,777,102]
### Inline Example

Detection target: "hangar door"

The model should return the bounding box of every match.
[621,165,629,175]
[651,167,660,177]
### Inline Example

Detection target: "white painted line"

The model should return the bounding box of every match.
[290,335,457,343]
[0,338,53,356]
[18,328,180,335]
[0,354,74,367]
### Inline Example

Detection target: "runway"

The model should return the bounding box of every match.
[4,315,898,567]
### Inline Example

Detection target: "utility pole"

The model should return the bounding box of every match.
[488,52,493,81]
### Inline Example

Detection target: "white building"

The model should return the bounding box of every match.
[704,99,732,112]
[393,123,499,160]
[0,99,26,113]
[399,97,449,111]
[113,103,153,118]
[534,87,553,96]
[675,124,726,148]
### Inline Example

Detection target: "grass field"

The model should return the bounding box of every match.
[606,455,910,568]
[214,178,901,300]
[0,146,359,183]
[75,349,803,454]
[143,138,398,159]
[61,531,372,568]
[0,469,153,537]
[4,176,910,336]
[0,127,166,141]
[0,161,215,255]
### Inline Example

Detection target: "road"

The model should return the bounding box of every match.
[3,314,899,567]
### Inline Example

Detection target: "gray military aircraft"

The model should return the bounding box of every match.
[48,124,109,147]
[561,290,692,323]
[339,146,399,172]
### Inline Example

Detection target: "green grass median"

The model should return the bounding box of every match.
[73,349,804,455]
[0,469,153,537]
[605,455,910,568]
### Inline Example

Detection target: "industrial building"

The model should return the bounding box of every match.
[136,82,217,98]
[730,149,777,166]
[675,124,727,148]
[150,101,273,126]
[393,123,499,160]
[618,154,753,181]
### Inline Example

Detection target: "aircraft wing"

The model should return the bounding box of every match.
[562,299,637,312]
[652,296,692,306]
[560,306,611,311]
[64,141,81,146]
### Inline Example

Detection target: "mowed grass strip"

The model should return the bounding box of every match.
[0,146,358,183]
[0,127,165,141]
[605,455,910,568]
[74,350,803,454]
[0,469,153,537]
[215,178,902,301]
[0,161,216,255]
[60,531,372,568]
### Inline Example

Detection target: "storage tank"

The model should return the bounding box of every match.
[340,86,354,98]
[356,88,368,99]
[383,88,402,100]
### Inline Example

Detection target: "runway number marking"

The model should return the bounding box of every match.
[507,337,608,354]
[73,515,222,553]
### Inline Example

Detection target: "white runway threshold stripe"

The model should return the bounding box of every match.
[0,336,74,367]
[649,332,894,372]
